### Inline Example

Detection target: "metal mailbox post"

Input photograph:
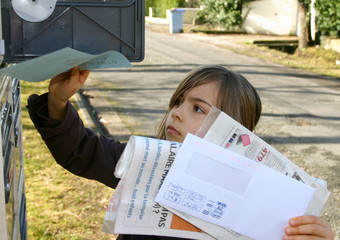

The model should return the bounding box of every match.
[0,75,26,240]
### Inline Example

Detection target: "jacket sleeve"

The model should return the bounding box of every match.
[27,93,126,189]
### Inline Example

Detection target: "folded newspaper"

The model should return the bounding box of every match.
[102,136,217,239]
[102,107,330,239]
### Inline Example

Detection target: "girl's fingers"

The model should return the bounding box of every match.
[284,216,334,239]
[79,69,90,84]
[70,66,89,84]
[285,223,326,237]
[69,66,81,82]
[283,234,323,240]
[290,216,330,228]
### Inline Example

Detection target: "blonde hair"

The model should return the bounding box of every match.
[156,65,262,139]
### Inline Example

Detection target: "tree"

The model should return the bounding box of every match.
[315,0,340,37]
[297,0,340,50]
[297,0,310,50]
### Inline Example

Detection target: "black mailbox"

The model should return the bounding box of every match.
[1,0,145,63]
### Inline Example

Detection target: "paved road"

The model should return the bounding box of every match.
[82,26,340,237]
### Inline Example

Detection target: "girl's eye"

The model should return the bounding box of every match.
[194,105,205,113]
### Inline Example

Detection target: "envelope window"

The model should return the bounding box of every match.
[185,153,252,195]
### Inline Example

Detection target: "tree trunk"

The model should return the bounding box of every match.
[298,2,308,50]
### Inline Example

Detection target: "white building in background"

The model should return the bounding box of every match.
[242,0,299,36]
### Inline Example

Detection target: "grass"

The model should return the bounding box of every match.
[232,43,340,78]
[21,81,117,239]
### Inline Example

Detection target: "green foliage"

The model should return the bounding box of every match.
[145,0,339,38]
[297,0,339,37]
[195,0,251,29]
[146,0,185,18]
[315,0,340,37]
[145,0,154,16]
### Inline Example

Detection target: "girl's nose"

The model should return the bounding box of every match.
[171,105,184,121]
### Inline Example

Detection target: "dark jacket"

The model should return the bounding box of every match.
[27,93,189,240]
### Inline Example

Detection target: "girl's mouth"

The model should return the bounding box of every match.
[167,125,180,136]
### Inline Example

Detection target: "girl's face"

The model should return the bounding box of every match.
[165,81,220,142]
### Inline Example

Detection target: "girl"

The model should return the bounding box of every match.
[27,65,334,240]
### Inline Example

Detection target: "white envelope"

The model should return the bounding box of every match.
[0,47,131,82]
[155,134,316,240]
